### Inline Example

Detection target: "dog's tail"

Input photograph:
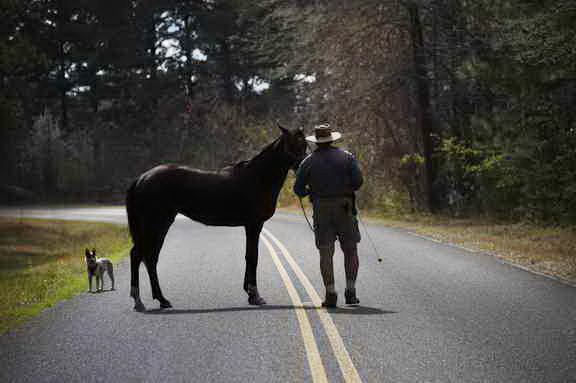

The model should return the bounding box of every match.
[126,179,139,245]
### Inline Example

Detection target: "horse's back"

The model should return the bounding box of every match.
[135,164,226,197]
[137,164,217,187]
[96,258,113,274]
[130,164,261,226]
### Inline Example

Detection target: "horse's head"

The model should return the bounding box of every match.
[278,124,307,171]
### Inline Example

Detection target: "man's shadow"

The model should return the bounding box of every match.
[143,305,396,315]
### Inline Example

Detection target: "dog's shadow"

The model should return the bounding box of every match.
[143,305,395,316]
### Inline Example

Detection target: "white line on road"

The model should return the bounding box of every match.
[263,228,364,383]
[260,234,329,383]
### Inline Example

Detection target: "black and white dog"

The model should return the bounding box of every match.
[85,248,115,292]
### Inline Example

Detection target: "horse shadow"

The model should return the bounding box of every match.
[142,305,396,316]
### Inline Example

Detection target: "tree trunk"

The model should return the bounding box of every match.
[184,13,195,102]
[407,2,438,212]
[56,0,68,133]
[220,39,235,103]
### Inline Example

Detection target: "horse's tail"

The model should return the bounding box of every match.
[126,180,139,245]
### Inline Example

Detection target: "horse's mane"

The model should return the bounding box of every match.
[223,136,281,173]
[248,136,281,164]
[215,137,281,176]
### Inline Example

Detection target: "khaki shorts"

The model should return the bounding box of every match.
[312,197,361,249]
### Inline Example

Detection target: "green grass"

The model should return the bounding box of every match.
[0,217,131,334]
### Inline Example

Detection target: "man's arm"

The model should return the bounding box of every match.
[349,155,363,191]
[293,161,310,197]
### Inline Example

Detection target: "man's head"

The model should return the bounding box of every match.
[305,124,342,146]
[316,142,333,149]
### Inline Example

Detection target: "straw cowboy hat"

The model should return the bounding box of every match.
[305,124,342,144]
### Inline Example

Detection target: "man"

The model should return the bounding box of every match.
[294,124,363,308]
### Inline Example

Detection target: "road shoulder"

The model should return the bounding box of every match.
[361,215,576,287]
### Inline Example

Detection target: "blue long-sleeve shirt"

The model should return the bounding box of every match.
[294,146,363,199]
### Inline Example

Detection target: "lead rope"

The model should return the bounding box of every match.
[298,197,315,233]
[299,142,316,234]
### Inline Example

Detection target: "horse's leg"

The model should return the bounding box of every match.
[145,250,172,309]
[144,215,174,309]
[130,246,146,311]
[244,221,266,305]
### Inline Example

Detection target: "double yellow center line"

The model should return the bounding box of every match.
[261,228,363,383]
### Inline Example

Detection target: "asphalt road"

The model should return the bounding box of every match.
[0,207,575,383]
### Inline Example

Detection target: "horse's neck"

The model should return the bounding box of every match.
[248,145,291,193]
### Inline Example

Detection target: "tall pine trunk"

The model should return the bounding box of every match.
[407,2,438,212]
[56,0,68,133]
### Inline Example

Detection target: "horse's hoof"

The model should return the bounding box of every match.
[159,300,172,309]
[248,295,267,305]
[134,302,146,312]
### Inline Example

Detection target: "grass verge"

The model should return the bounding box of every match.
[365,214,576,284]
[0,217,130,335]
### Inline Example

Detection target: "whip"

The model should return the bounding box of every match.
[357,211,383,263]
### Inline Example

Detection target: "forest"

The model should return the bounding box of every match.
[1,0,575,223]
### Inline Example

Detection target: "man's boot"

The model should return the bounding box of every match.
[345,288,360,305]
[322,291,338,308]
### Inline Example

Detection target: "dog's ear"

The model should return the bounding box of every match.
[91,248,96,255]
[85,248,90,256]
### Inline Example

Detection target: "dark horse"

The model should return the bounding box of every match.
[126,126,307,311]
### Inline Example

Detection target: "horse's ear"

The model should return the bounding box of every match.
[277,123,289,135]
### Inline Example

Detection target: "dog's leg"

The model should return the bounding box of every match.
[108,264,115,291]
[96,273,102,292]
